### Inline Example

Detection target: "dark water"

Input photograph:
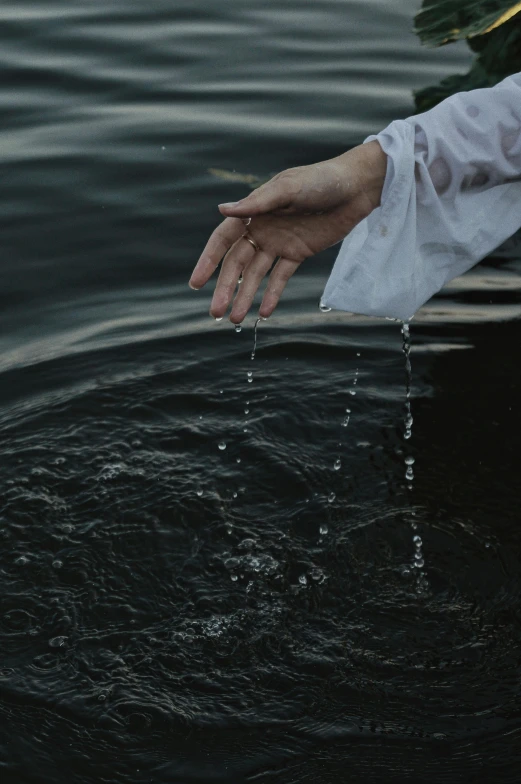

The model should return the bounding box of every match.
[2,2,521,782]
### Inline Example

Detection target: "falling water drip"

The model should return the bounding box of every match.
[333,363,360,505]
[401,322,427,590]
[215,317,223,322]
[235,323,242,333]
[402,322,413,441]
[251,317,264,360]
[247,371,253,383]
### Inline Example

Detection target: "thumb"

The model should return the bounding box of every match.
[218,177,293,217]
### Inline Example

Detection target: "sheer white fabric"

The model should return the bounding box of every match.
[321,72,521,320]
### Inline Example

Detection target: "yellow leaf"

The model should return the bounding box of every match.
[480,1,521,34]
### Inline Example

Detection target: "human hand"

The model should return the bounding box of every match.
[189,140,387,323]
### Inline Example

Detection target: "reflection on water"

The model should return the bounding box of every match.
[1,1,521,782]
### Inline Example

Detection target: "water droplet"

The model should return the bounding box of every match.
[405,456,415,466]
[161,146,166,150]
[356,352,361,357]
[404,429,412,440]
[232,492,238,499]
[341,416,350,427]
[52,560,63,569]
[235,324,242,333]
[349,390,356,396]
[244,407,249,414]
[15,556,29,566]
[319,524,329,535]
[333,458,341,471]
[231,574,238,582]
[401,566,411,576]
[406,466,414,481]
[236,457,241,464]
[413,535,422,545]
[49,636,67,648]
[219,390,223,394]
[218,442,227,451]
[196,489,203,497]
[98,693,107,702]
[413,558,424,568]
[327,492,336,503]
[215,317,223,322]
[247,371,253,383]
[299,574,308,585]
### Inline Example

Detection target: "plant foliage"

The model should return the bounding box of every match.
[412,0,521,111]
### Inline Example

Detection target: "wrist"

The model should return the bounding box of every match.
[337,140,388,213]
[360,140,388,210]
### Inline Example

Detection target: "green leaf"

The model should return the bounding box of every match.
[413,60,494,112]
[412,10,521,110]
[414,0,521,48]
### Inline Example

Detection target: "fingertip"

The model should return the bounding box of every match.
[210,302,227,320]
[259,304,273,319]
[218,202,252,216]
[229,304,246,324]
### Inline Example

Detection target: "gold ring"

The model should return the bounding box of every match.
[242,232,260,252]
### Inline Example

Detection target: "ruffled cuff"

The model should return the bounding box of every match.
[321,73,521,320]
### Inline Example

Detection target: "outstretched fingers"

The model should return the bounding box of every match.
[189,217,246,290]
[229,251,275,324]
[259,257,300,318]
[210,234,258,318]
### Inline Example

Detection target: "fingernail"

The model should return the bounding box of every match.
[218,201,240,209]
[188,282,200,290]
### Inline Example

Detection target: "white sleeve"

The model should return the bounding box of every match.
[321,71,521,320]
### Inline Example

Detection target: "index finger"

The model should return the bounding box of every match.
[189,217,246,290]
